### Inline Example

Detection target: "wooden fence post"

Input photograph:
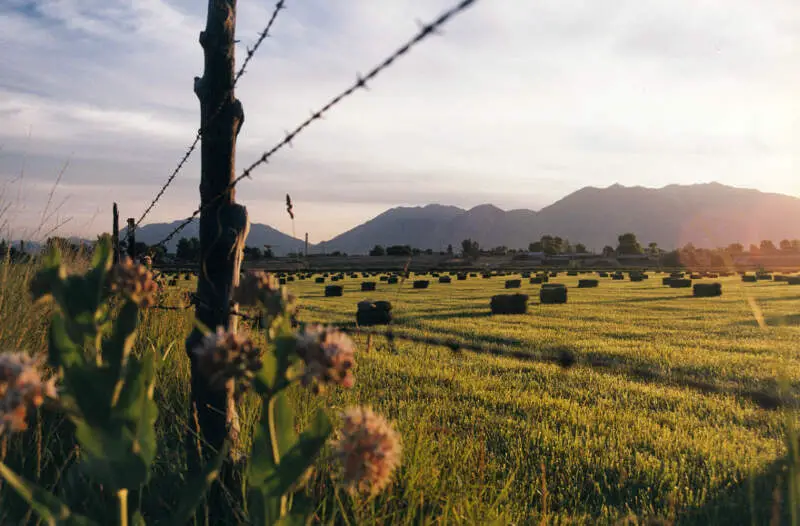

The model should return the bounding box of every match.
[185,0,250,474]
[112,203,120,264]
[126,218,136,260]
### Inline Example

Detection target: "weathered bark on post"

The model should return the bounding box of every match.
[112,203,120,264]
[186,0,249,474]
[126,218,136,260]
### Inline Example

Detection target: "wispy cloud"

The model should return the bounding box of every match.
[0,0,797,242]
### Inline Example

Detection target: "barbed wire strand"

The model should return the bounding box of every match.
[127,0,288,239]
[152,0,479,249]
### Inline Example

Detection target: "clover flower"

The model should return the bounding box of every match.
[0,353,57,435]
[332,406,402,495]
[110,257,158,307]
[193,328,261,395]
[295,325,355,393]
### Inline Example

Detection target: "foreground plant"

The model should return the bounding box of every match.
[0,250,401,525]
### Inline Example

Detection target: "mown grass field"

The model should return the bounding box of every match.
[1,263,798,525]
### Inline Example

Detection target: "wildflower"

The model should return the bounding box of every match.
[295,325,355,393]
[193,328,261,395]
[332,406,402,495]
[110,257,158,307]
[0,353,57,435]
[233,271,295,316]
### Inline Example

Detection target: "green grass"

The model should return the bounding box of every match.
[1,267,798,524]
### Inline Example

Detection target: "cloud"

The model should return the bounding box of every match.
[0,0,797,241]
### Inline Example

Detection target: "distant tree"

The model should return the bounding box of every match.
[243,246,263,261]
[386,245,413,256]
[369,245,386,257]
[760,239,777,254]
[574,243,587,254]
[446,244,453,255]
[601,245,616,258]
[540,235,557,255]
[528,241,543,253]
[646,242,659,256]
[792,240,800,252]
[616,233,643,255]
[263,247,275,258]
[176,237,201,261]
[660,250,681,267]
[779,239,793,252]
[710,252,725,268]
[148,244,167,263]
[424,248,433,255]
[461,239,480,258]
[726,243,744,255]
[489,246,508,256]
[749,244,760,255]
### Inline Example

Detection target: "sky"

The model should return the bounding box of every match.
[0,0,797,243]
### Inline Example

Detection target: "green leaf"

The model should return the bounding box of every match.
[261,409,331,498]
[167,439,230,526]
[70,355,158,491]
[104,300,139,373]
[0,460,98,526]
[29,264,65,304]
[49,313,85,369]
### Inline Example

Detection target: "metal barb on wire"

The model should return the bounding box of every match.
[128,0,288,238]
[150,0,478,248]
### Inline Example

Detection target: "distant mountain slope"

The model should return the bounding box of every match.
[318,183,800,253]
[315,204,465,254]
[129,220,307,256]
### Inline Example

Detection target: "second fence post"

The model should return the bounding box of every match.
[185,0,250,476]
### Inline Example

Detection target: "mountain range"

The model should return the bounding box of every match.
[129,219,307,255]
[131,183,800,255]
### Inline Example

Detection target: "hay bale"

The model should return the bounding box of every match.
[662,277,674,286]
[361,281,377,291]
[629,273,644,282]
[540,284,567,304]
[324,285,343,297]
[315,277,325,283]
[578,279,599,288]
[387,276,399,284]
[756,273,773,281]
[529,277,543,284]
[457,273,467,281]
[597,271,609,278]
[538,274,550,283]
[689,273,702,280]
[439,276,452,284]
[611,273,624,280]
[482,274,492,279]
[490,293,528,315]
[356,300,392,326]
[505,279,522,289]
[549,272,559,277]
[742,275,757,283]
[787,277,800,285]
[670,272,684,279]
[521,272,531,278]
[706,273,719,279]
[567,271,578,276]
[693,282,722,297]
[413,280,429,289]
[669,279,692,288]
[469,273,478,278]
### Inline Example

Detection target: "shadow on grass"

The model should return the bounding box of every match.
[676,454,794,525]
